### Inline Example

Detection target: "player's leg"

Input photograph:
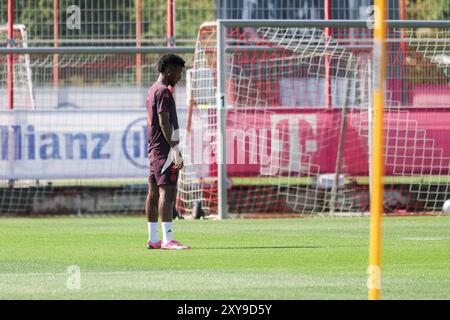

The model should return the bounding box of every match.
[153,156,189,250]
[158,184,190,250]
[146,180,159,223]
[159,184,176,223]
[146,163,161,249]
[146,180,161,249]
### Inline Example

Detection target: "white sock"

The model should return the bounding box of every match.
[161,222,174,244]
[148,222,159,243]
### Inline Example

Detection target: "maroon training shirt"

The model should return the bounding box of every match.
[146,81,179,159]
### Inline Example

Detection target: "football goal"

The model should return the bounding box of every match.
[177,20,450,218]
[0,24,35,109]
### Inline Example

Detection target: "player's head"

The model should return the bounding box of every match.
[158,54,185,87]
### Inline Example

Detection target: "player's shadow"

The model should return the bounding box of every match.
[200,245,324,250]
[199,244,366,250]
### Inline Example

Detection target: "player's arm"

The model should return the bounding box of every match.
[158,112,183,170]
[158,111,178,149]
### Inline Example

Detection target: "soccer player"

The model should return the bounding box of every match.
[145,54,190,250]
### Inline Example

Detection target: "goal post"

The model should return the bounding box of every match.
[216,22,227,219]
[177,19,450,219]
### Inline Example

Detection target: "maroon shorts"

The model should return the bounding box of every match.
[149,155,179,186]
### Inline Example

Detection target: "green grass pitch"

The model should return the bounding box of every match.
[0,216,449,299]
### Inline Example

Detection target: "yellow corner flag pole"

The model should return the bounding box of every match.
[368,0,386,300]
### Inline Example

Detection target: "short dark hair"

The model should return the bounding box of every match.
[158,54,185,73]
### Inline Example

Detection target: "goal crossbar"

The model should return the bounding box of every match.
[218,19,450,28]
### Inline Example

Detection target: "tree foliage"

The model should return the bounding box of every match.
[1,0,215,45]
[406,0,450,20]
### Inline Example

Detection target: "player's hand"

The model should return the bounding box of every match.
[172,147,184,171]
[174,161,184,171]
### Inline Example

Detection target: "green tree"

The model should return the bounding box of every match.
[406,0,450,20]
[176,0,215,43]
[5,0,215,45]
[14,0,53,44]
[139,0,215,45]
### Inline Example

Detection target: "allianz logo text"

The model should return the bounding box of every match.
[0,118,150,169]
[0,125,110,161]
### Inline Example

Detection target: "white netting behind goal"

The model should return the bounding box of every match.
[1,25,194,215]
[177,22,450,216]
[404,28,450,68]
